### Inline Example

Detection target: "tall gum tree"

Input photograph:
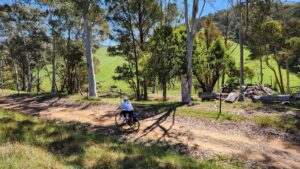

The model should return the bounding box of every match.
[106,0,162,100]
[183,0,206,104]
[65,0,107,97]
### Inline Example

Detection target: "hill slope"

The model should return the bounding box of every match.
[230,44,300,90]
[94,48,131,93]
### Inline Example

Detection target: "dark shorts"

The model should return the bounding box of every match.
[121,111,133,118]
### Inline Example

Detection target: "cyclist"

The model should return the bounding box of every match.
[117,96,134,122]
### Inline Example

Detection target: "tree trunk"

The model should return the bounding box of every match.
[277,60,285,94]
[127,1,140,100]
[0,59,3,91]
[181,75,189,102]
[286,57,290,94]
[132,33,140,100]
[183,39,193,104]
[14,63,20,94]
[143,80,148,100]
[238,0,244,94]
[183,0,206,104]
[36,67,40,95]
[162,77,167,101]
[259,54,263,85]
[84,13,97,97]
[221,71,225,86]
[14,3,31,92]
[152,85,155,94]
[266,56,283,94]
[51,28,57,94]
[25,55,32,92]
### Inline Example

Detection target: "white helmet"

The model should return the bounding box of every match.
[123,96,128,101]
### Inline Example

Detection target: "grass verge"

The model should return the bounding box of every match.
[0,109,244,169]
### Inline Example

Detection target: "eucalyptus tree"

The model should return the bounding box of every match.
[183,0,206,104]
[60,0,107,97]
[284,37,300,93]
[262,20,285,94]
[246,0,272,86]
[0,3,48,92]
[37,0,60,94]
[107,0,162,100]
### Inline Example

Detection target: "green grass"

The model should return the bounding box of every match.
[0,109,245,169]
[176,103,300,133]
[230,43,300,91]
[94,48,131,93]
[177,107,242,121]
[0,89,27,95]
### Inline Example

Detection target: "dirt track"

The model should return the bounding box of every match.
[0,94,299,169]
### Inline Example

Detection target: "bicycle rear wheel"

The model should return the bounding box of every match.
[129,119,140,131]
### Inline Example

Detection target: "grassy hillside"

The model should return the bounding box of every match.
[230,44,300,91]
[37,45,299,94]
[95,46,299,94]
[94,48,131,93]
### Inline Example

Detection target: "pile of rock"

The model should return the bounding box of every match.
[243,86,275,97]
[224,86,277,103]
[198,85,297,104]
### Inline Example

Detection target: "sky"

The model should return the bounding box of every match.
[1,0,299,46]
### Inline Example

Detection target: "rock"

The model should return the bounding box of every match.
[243,85,276,97]
[252,95,292,103]
[198,92,229,101]
[224,92,239,103]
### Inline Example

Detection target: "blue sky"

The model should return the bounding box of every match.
[1,0,299,46]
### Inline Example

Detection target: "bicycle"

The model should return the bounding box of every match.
[115,110,140,131]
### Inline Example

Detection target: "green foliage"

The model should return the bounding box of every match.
[113,64,136,93]
[146,25,181,100]
[193,18,234,92]
[59,41,87,94]
[106,0,163,100]
[286,37,300,73]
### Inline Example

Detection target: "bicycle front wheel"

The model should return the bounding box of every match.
[115,112,125,127]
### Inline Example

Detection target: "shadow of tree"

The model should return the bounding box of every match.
[134,102,183,120]
[134,104,179,143]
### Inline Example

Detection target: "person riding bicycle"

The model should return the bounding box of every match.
[117,96,134,122]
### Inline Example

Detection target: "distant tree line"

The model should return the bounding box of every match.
[0,0,299,103]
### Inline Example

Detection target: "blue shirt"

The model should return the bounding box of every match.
[119,101,134,111]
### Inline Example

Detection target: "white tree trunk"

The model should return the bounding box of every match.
[182,39,194,103]
[51,31,57,94]
[25,54,32,92]
[181,75,189,102]
[183,0,205,104]
[84,14,97,97]
[14,63,20,94]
